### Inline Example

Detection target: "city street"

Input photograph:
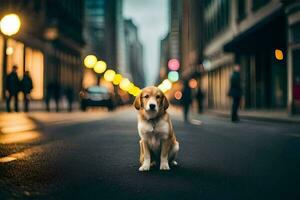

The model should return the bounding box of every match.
[0,107,299,200]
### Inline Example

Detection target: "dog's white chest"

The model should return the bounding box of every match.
[138,120,169,139]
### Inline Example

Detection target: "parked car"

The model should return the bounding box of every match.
[79,86,114,111]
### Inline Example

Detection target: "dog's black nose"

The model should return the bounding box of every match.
[149,104,156,110]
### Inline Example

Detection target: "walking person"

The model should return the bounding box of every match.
[65,86,74,112]
[21,71,33,112]
[228,65,243,122]
[53,82,61,112]
[6,65,20,112]
[181,80,193,123]
[196,87,204,113]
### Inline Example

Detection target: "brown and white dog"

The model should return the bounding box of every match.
[134,86,179,171]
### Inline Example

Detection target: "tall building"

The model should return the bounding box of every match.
[158,0,181,83]
[201,0,300,115]
[124,19,145,88]
[158,0,203,83]
[180,0,203,79]
[0,0,84,106]
[83,0,128,88]
[158,34,170,83]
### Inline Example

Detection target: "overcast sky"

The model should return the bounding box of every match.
[123,0,169,86]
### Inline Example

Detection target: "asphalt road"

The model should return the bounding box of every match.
[0,107,300,200]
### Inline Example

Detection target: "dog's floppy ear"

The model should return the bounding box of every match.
[133,91,142,110]
[162,93,169,110]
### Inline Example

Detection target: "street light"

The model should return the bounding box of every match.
[84,55,97,68]
[113,74,122,85]
[93,60,107,73]
[0,13,21,36]
[119,78,131,91]
[103,69,116,82]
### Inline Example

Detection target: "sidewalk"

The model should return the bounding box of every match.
[201,109,300,123]
[0,99,79,112]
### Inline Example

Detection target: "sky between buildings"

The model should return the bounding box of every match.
[123,0,169,86]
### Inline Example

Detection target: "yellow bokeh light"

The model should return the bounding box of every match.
[275,49,283,60]
[113,74,122,85]
[93,61,107,73]
[158,79,172,93]
[132,87,141,96]
[0,14,21,36]
[84,55,97,68]
[104,69,116,82]
[119,78,131,91]
[128,83,136,94]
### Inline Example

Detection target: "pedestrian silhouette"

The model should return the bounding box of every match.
[228,65,243,122]
[46,81,61,112]
[64,86,74,112]
[21,71,33,112]
[196,87,204,113]
[6,65,20,112]
[181,80,193,123]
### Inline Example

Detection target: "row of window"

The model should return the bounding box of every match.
[204,0,271,44]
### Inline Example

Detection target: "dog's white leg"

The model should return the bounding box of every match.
[169,141,179,166]
[139,141,151,171]
[160,140,171,170]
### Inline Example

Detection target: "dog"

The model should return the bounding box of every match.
[134,86,179,171]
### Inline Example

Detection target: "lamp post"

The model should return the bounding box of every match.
[0,13,21,99]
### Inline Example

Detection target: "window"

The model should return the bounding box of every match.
[252,0,270,11]
[25,47,44,100]
[237,0,246,21]
[291,23,300,43]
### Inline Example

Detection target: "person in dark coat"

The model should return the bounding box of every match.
[228,65,243,122]
[64,86,74,112]
[6,65,20,112]
[53,82,61,112]
[45,81,61,112]
[21,71,33,112]
[196,87,204,113]
[181,80,193,123]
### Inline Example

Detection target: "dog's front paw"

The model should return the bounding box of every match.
[139,164,150,171]
[160,162,170,170]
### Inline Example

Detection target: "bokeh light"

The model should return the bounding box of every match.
[168,59,180,71]
[275,49,283,60]
[103,69,116,82]
[158,79,172,93]
[174,91,182,100]
[84,55,97,68]
[0,14,21,36]
[189,78,198,89]
[128,83,135,95]
[93,61,107,73]
[132,87,141,96]
[168,71,179,82]
[119,78,131,91]
[113,74,122,85]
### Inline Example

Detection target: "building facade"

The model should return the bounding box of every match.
[83,0,130,88]
[124,19,145,88]
[202,0,300,114]
[0,0,84,108]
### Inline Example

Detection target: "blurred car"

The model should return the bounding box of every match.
[79,86,114,111]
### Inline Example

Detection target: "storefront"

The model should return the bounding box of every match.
[1,36,44,103]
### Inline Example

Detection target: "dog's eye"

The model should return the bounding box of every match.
[144,95,149,99]
[156,95,161,99]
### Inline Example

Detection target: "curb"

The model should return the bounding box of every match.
[206,110,300,124]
